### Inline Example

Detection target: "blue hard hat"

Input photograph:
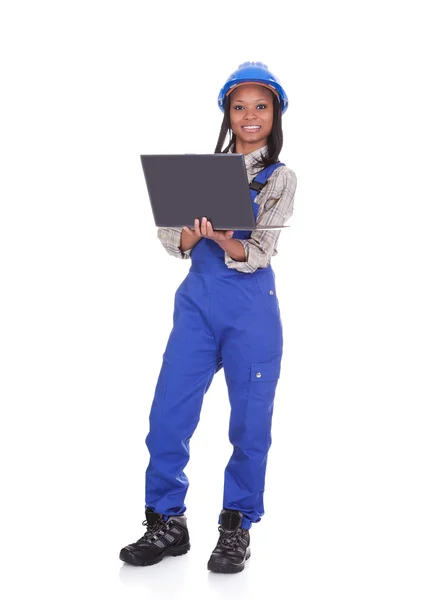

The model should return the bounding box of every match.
[218,61,288,114]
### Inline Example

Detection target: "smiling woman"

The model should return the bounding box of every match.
[120,61,297,576]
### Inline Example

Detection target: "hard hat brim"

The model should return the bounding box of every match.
[225,81,280,99]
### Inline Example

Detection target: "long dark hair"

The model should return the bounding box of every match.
[214,91,283,169]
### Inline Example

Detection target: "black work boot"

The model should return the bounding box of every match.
[207,509,251,574]
[119,507,190,566]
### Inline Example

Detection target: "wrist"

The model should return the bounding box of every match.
[216,237,232,249]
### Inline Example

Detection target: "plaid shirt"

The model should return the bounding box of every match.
[157,144,297,273]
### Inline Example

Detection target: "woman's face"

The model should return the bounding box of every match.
[229,83,274,153]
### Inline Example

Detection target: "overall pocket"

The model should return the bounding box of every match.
[249,360,281,384]
[254,270,281,318]
[245,359,282,450]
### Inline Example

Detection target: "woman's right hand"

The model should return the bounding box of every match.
[182,218,204,239]
[180,219,203,251]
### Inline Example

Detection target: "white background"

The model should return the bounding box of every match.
[1,1,440,599]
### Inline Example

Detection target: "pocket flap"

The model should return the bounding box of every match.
[250,361,281,382]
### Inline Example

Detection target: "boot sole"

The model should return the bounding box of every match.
[120,542,191,566]
[207,548,251,574]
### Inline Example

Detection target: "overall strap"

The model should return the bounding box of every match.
[249,162,285,193]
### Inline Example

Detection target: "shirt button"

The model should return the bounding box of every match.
[269,290,274,295]
[256,372,262,378]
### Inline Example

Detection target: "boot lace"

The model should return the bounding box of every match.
[137,517,170,545]
[216,526,244,552]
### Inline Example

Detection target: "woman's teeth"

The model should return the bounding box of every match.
[242,125,261,131]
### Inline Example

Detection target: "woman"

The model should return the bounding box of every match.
[120,61,297,574]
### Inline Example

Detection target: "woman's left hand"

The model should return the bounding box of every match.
[194,217,234,243]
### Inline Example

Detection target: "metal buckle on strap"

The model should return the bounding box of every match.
[249,180,268,192]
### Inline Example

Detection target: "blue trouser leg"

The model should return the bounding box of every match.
[214,268,283,530]
[145,272,219,516]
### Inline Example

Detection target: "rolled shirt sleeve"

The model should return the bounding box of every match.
[224,167,297,273]
[157,227,192,259]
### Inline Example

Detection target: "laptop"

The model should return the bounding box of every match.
[140,154,289,230]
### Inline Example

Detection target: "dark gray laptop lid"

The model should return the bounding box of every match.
[140,154,288,230]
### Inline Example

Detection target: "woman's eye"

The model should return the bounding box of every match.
[233,104,267,110]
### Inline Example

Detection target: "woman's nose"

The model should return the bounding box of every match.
[244,108,258,119]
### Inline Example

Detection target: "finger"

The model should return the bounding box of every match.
[194,218,201,236]
[206,220,213,237]
[201,217,207,237]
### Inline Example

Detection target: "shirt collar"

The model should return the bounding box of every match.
[228,144,268,178]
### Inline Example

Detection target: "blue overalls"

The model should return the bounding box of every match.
[145,162,285,530]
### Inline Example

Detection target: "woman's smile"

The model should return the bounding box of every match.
[242,125,261,132]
